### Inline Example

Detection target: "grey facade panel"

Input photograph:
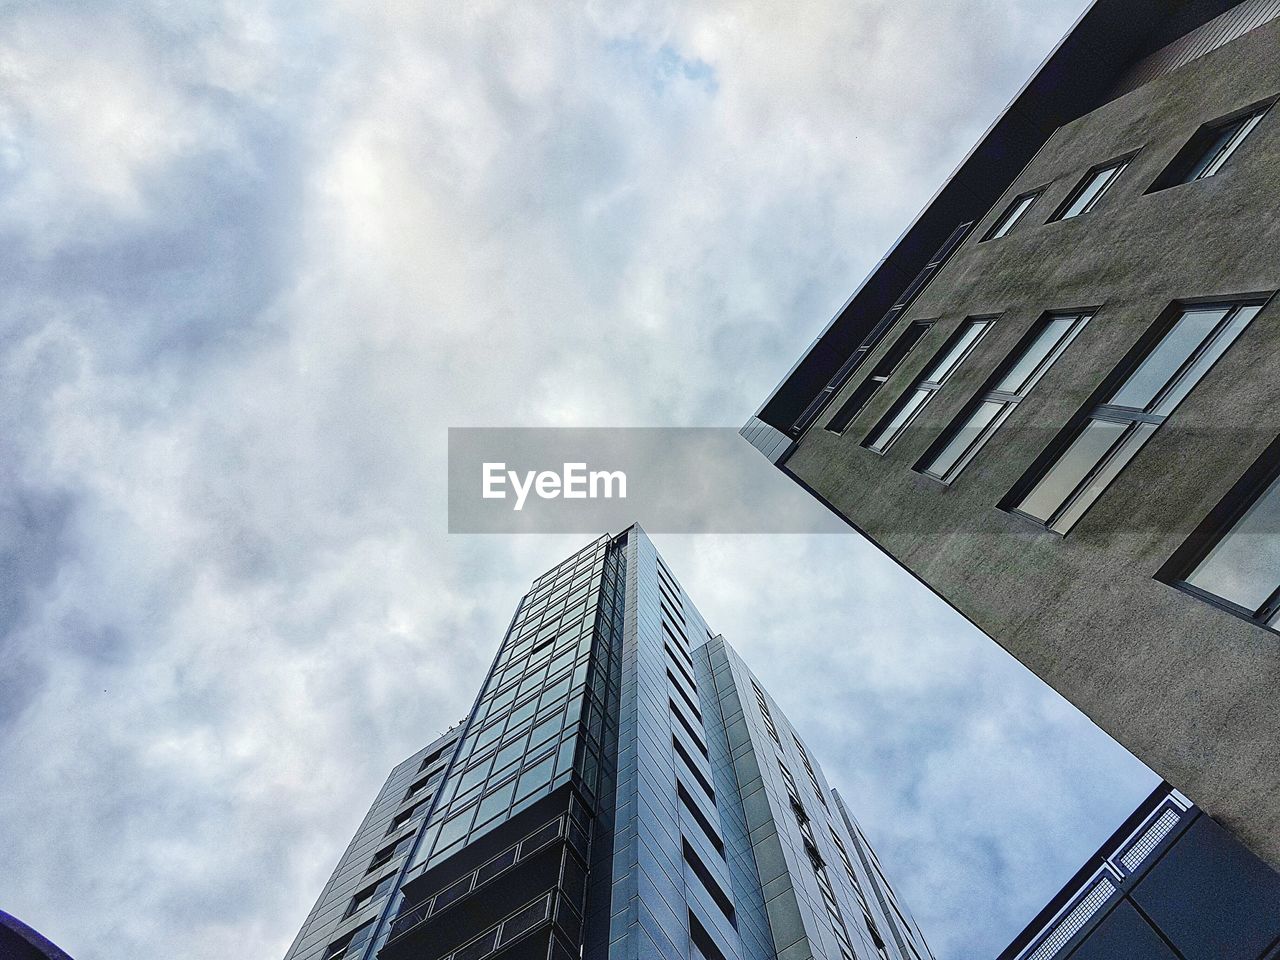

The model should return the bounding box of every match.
[282,730,461,960]
[777,15,1280,867]
[751,0,1253,436]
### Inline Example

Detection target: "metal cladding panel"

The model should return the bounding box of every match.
[282,730,461,960]
[1113,0,1280,95]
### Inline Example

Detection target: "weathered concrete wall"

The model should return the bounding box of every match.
[787,19,1280,866]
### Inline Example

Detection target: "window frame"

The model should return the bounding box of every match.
[1003,297,1269,535]
[916,311,1093,484]
[861,317,996,455]
[980,187,1047,241]
[1048,153,1137,222]
[1147,98,1275,192]
[824,319,935,435]
[1158,435,1280,632]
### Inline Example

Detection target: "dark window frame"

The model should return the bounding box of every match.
[1047,152,1139,222]
[1002,296,1271,535]
[980,186,1048,241]
[1147,97,1276,193]
[824,319,935,435]
[861,316,997,454]
[1157,434,1280,633]
[915,310,1094,484]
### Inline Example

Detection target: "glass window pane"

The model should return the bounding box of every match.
[1061,170,1108,219]
[989,193,1037,239]
[925,321,989,382]
[434,806,476,853]
[529,712,562,749]
[1019,419,1127,522]
[926,400,1008,480]
[997,317,1079,394]
[1152,305,1259,415]
[515,754,556,800]
[868,389,930,452]
[1051,422,1158,533]
[1060,162,1125,219]
[1188,473,1280,613]
[475,778,516,826]
[1110,308,1228,409]
[1195,112,1265,180]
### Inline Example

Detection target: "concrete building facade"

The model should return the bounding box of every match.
[744,0,1280,867]
[283,527,933,960]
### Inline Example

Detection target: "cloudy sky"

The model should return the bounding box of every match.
[0,1,1158,958]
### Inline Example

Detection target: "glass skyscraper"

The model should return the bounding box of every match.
[284,526,933,960]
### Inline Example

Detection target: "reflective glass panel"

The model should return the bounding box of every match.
[988,192,1038,240]
[1050,422,1157,533]
[1152,305,1259,415]
[925,321,990,382]
[925,400,1009,480]
[868,389,929,452]
[1059,162,1125,220]
[1110,308,1227,409]
[1018,419,1127,522]
[1188,472,1280,613]
[997,317,1079,394]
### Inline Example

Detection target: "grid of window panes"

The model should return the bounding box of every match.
[414,536,613,867]
[1013,302,1262,534]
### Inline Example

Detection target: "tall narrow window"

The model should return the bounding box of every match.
[1149,102,1272,191]
[1166,446,1280,629]
[863,318,993,453]
[1049,156,1133,221]
[1010,301,1264,534]
[981,188,1043,241]
[825,320,933,434]
[919,312,1091,483]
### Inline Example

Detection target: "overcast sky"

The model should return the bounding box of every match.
[0,1,1158,958]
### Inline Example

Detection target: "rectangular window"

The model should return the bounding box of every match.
[1164,442,1280,629]
[387,798,430,835]
[668,668,703,723]
[919,312,1091,483]
[346,874,396,917]
[689,911,730,960]
[793,735,829,809]
[981,188,1043,240]
[1149,101,1273,191]
[673,736,716,803]
[682,839,737,927]
[1049,155,1133,221]
[1010,301,1264,533]
[677,781,726,858]
[751,680,782,745]
[324,921,375,960]
[826,320,933,434]
[368,834,414,873]
[863,318,994,453]
[403,773,432,802]
[670,699,710,758]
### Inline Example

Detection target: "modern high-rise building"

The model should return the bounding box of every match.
[997,783,1280,960]
[743,0,1280,867]
[283,527,934,960]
